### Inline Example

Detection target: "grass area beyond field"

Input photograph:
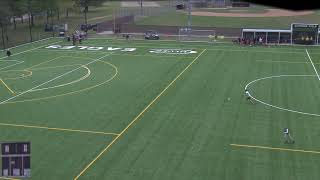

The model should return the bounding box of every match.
[136,10,320,29]
[1,38,320,179]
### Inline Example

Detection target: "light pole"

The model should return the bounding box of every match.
[140,0,143,16]
[187,0,192,36]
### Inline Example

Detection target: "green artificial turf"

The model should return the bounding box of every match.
[1,38,320,179]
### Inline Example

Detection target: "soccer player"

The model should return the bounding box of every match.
[245,89,254,104]
[283,128,295,144]
[6,49,11,57]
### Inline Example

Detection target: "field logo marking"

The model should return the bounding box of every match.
[45,45,136,52]
[149,49,197,54]
[73,49,207,180]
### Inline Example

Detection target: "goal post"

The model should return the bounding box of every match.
[178,28,216,43]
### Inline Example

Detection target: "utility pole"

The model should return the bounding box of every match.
[140,0,143,16]
[84,6,88,33]
[187,0,192,36]
[0,22,6,50]
[28,12,33,42]
[51,9,54,37]
[27,0,33,42]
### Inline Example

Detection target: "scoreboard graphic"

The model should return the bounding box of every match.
[291,23,319,45]
[1,142,31,178]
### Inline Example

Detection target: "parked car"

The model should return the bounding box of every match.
[176,4,185,9]
[80,24,92,31]
[145,30,159,40]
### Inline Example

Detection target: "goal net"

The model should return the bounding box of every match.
[178,28,216,42]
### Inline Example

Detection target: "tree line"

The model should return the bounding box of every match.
[0,0,106,48]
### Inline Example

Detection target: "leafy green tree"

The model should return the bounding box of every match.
[0,0,11,48]
[73,0,89,30]
[8,0,25,29]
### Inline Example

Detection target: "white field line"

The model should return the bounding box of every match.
[0,60,24,71]
[245,74,320,117]
[29,65,91,92]
[305,49,320,81]
[0,37,53,52]
[0,53,113,105]
[34,44,307,55]
[35,49,194,59]
[0,40,61,60]
[33,41,320,55]
[26,56,63,70]
[49,41,318,55]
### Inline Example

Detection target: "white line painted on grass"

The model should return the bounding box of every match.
[245,74,320,117]
[0,53,113,105]
[0,37,53,52]
[0,60,24,71]
[306,49,320,81]
[29,65,91,92]
[0,40,61,60]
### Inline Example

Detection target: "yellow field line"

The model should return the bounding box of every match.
[73,49,207,180]
[2,60,118,104]
[0,123,119,136]
[0,79,15,94]
[0,177,20,180]
[4,69,33,80]
[230,144,320,154]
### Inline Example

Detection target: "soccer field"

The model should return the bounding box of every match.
[1,38,320,179]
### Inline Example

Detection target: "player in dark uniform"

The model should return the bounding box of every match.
[72,34,76,45]
[6,49,11,57]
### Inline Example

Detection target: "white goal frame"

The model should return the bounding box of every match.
[178,28,216,43]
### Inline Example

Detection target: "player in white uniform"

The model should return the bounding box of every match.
[245,89,254,103]
[283,128,295,144]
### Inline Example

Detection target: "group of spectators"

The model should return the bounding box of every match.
[66,30,87,45]
[233,36,266,46]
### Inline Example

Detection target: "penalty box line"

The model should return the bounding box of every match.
[0,52,114,105]
[305,49,320,81]
[0,122,119,136]
[73,49,208,180]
